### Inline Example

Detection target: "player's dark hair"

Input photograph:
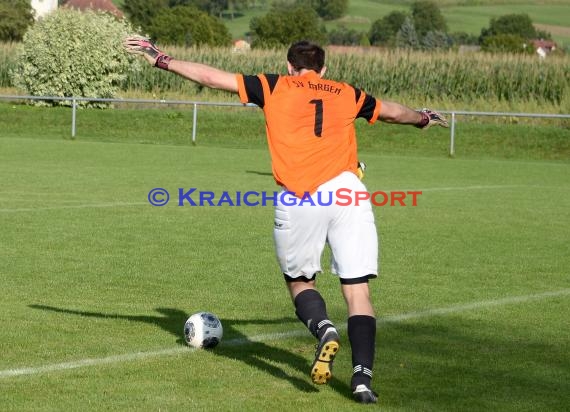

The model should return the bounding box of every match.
[287,41,325,73]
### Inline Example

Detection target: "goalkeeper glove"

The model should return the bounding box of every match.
[123,35,172,70]
[415,109,449,129]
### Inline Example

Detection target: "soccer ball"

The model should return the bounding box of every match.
[184,312,223,349]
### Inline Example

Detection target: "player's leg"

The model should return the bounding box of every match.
[325,172,379,402]
[286,278,334,339]
[341,282,378,403]
[274,190,339,384]
[273,190,328,280]
[286,278,340,385]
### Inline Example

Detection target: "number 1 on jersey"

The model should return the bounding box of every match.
[309,99,323,137]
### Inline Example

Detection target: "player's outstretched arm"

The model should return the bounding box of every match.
[123,36,238,93]
[378,101,448,129]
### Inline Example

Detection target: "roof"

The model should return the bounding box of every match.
[531,39,557,50]
[63,0,124,18]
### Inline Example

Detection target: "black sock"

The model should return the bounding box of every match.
[294,289,334,339]
[348,315,376,389]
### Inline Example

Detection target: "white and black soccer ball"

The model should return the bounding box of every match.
[184,312,223,349]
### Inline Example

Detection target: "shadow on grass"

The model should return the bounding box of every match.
[245,170,273,176]
[29,305,353,399]
[376,320,568,411]
[29,304,569,408]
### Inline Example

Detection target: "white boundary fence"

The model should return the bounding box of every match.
[1,95,569,156]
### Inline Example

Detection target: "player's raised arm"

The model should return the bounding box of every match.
[123,36,238,93]
[379,100,448,129]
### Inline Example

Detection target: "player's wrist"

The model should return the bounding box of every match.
[155,54,172,71]
[415,111,429,128]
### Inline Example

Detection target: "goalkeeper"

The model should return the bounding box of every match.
[124,37,448,404]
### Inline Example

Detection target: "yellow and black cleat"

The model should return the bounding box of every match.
[311,328,340,385]
[356,161,367,180]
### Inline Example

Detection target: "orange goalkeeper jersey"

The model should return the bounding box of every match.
[236,71,381,197]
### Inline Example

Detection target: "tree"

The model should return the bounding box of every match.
[12,8,135,106]
[396,17,419,49]
[411,0,447,37]
[222,0,251,19]
[369,11,407,46]
[0,0,34,42]
[169,0,228,17]
[328,25,362,46]
[449,31,479,46]
[359,32,370,47]
[123,0,168,32]
[535,29,552,41]
[306,0,348,21]
[148,6,231,46]
[250,3,326,48]
[480,13,537,43]
[422,31,451,50]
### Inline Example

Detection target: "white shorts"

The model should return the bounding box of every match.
[273,171,378,283]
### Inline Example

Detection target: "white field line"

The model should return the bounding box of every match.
[1,289,568,379]
[0,185,539,213]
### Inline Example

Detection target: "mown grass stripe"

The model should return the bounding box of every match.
[0,185,538,213]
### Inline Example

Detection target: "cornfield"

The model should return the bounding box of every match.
[0,43,18,91]
[2,43,569,108]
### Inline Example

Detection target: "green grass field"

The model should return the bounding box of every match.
[1,103,569,411]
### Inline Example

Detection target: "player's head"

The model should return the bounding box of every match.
[287,41,326,77]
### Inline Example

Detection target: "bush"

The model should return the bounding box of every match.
[449,31,479,46]
[11,8,136,107]
[481,34,534,54]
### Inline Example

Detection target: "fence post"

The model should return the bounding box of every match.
[71,98,77,138]
[449,112,456,157]
[191,103,198,145]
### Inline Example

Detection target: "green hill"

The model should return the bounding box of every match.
[113,0,570,45]
[221,0,570,46]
